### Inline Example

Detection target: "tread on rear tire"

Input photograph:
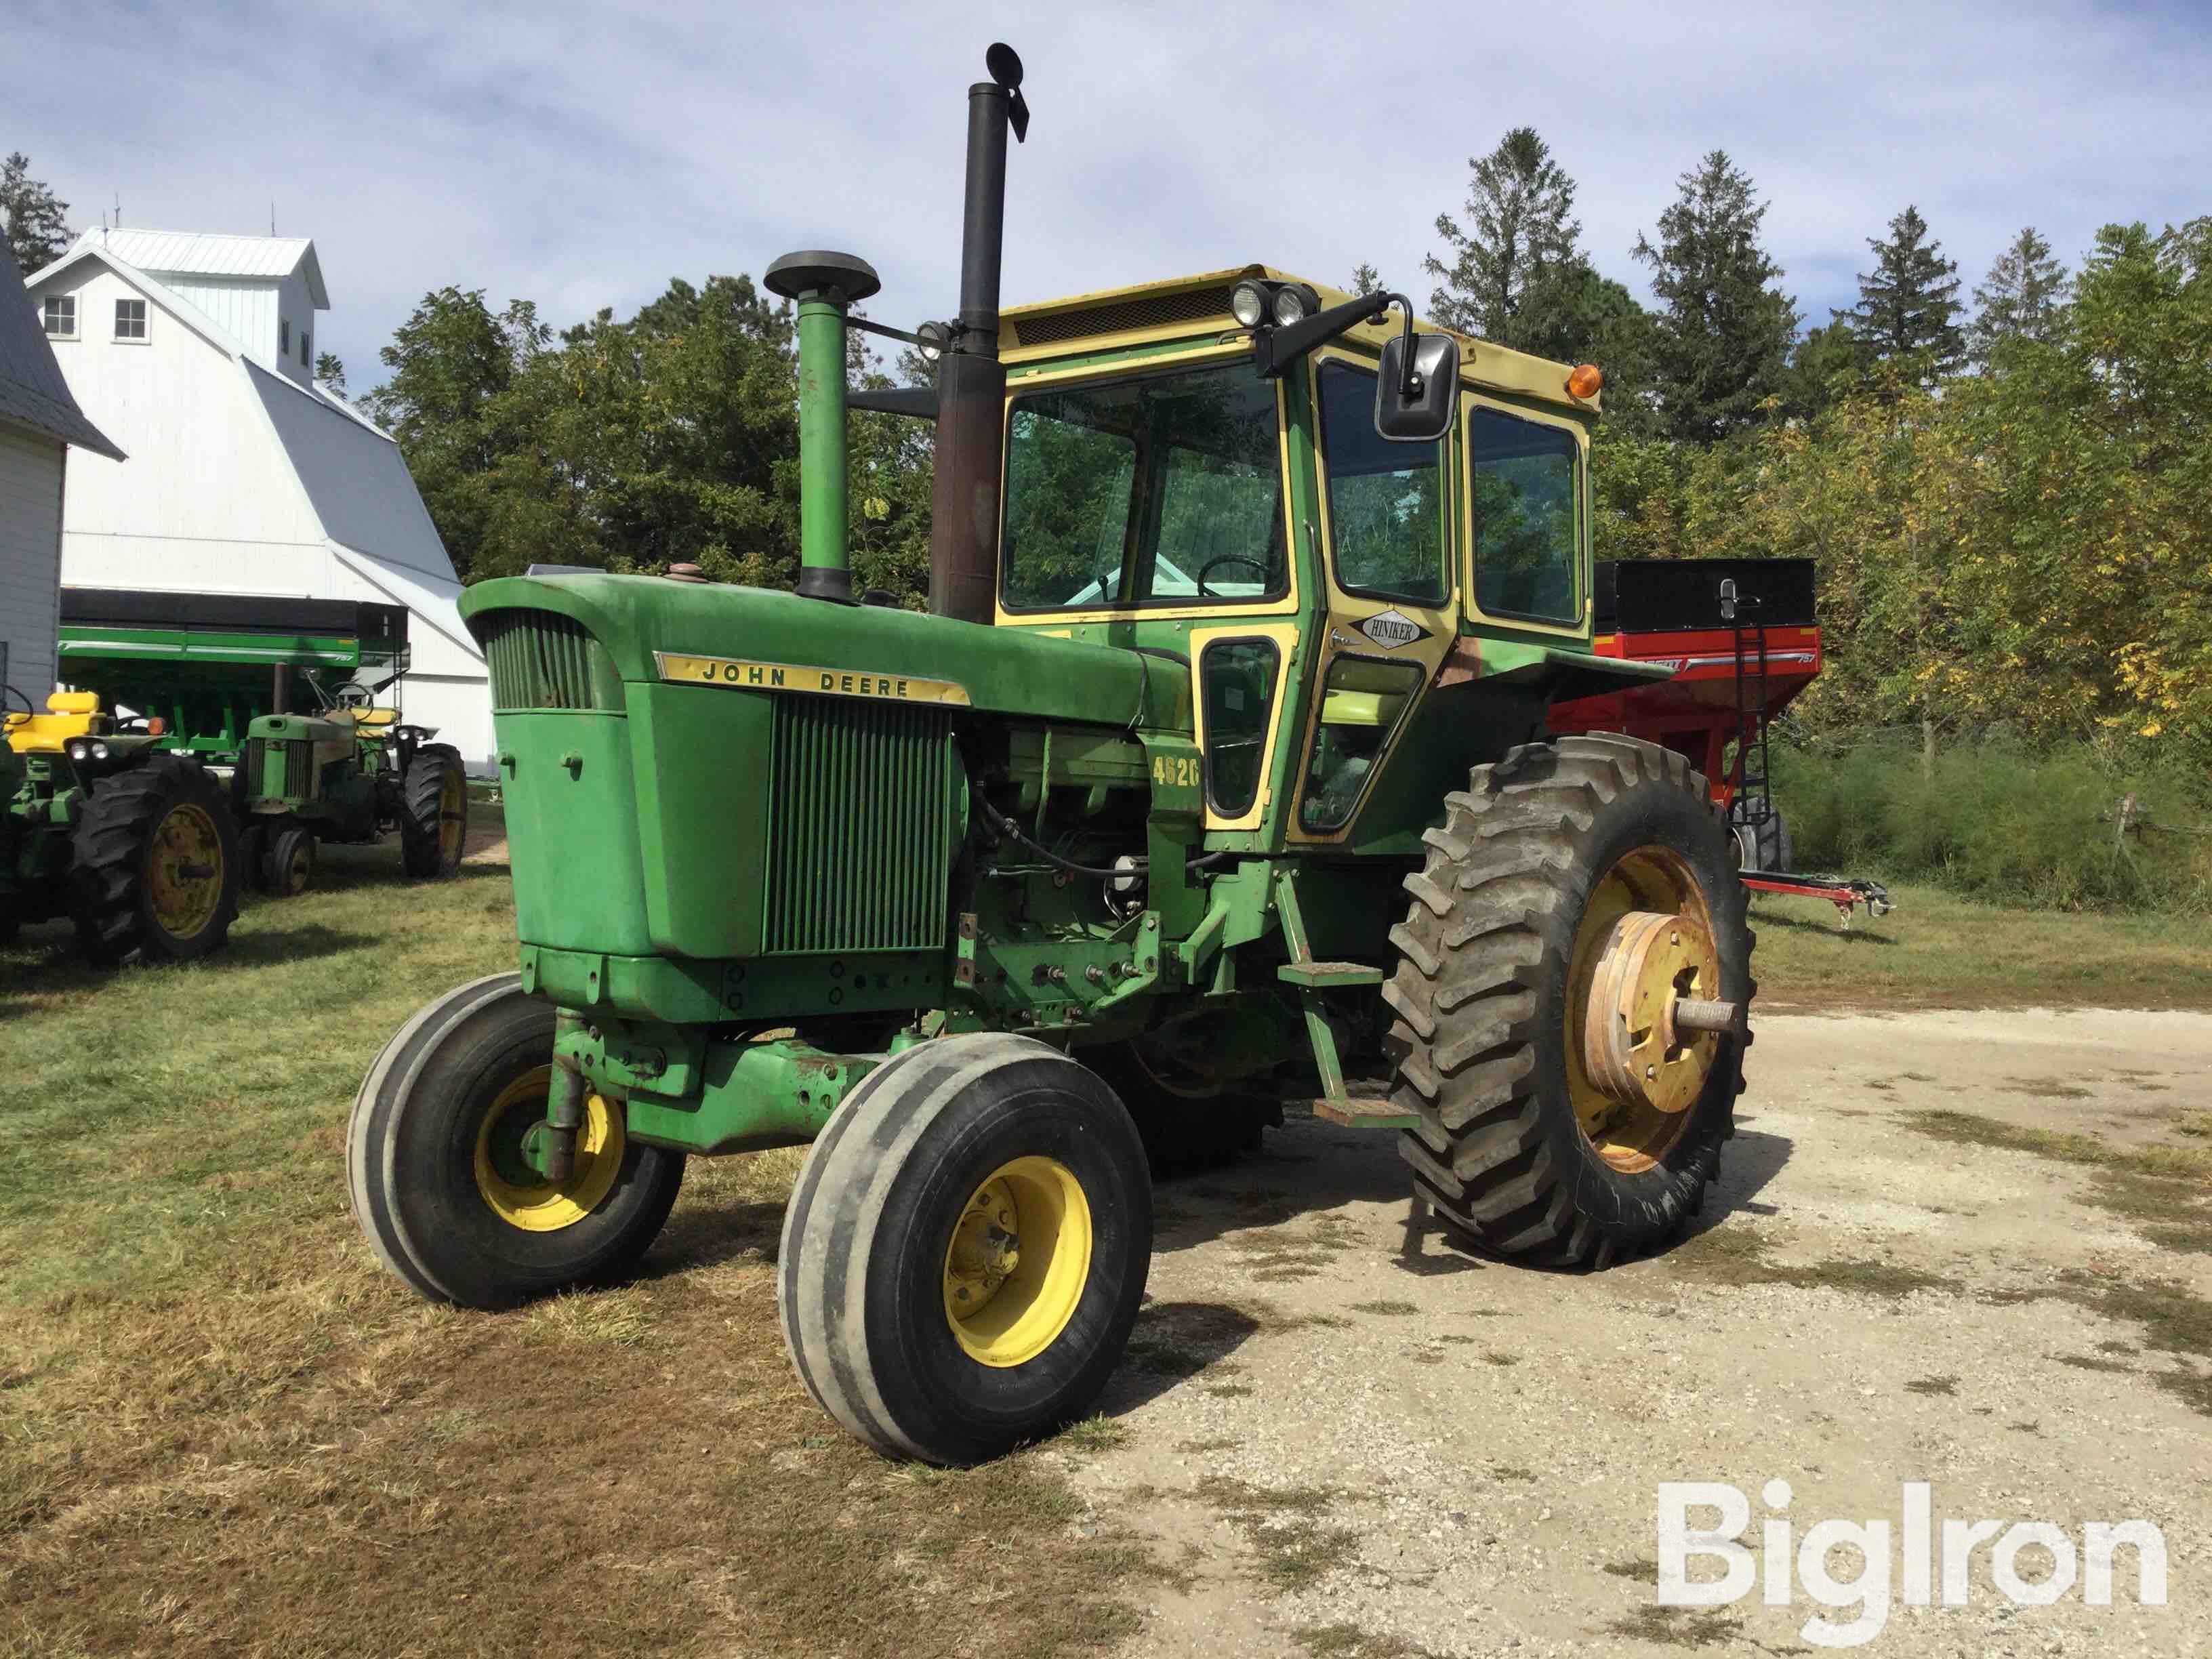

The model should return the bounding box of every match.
[1385,734,1754,1268]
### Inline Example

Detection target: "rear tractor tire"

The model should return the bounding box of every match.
[780,1034,1153,1465]
[401,743,469,878]
[70,758,242,964]
[1087,1038,1279,1176]
[1386,734,1753,1268]
[348,975,686,1307]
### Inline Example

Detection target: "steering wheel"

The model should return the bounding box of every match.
[2,684,35,718]
[1195,553,1269,598]
[329,681,376,710]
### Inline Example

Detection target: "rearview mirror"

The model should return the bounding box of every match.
[1374,332,1458,443]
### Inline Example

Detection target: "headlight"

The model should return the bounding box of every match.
[1272,283,1318,327]
[1230,279,1271,329]
[91,741,110,760]
[66,739,89,762]
[916,320,949,363]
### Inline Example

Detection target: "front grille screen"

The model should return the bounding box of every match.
[763,697,954,954]
[478,611,614,710]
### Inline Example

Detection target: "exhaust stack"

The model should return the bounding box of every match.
[928,43,1029,625]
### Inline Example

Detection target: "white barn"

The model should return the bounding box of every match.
[22,228,493,766]
[0,237,123,706]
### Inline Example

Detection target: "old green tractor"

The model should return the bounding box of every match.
[232,676,470,896]
[350,45,1753,1465]
[3,688,241,962]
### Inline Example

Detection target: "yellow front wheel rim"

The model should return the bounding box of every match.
[472,1065,625,1232]
[147,802,224,939]
[942,1156,1093,1368]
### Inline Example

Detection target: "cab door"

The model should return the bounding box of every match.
[1282,346,1460,847]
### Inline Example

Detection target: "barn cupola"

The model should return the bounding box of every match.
[89,228,331,386]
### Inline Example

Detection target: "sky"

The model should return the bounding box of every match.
[8,1,2205,388]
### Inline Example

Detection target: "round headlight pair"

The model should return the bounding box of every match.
[1231,279,1324,331]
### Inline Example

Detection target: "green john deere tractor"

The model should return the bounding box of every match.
[350,44,1754,1465]
[4,687,241,962]
[232,674,470,896]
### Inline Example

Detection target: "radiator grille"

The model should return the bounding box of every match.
[478,611,615,710]
[244,737,312,800]
[764,698,953,955]
[1009,285,1235,348]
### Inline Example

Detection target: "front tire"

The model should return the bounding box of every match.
[348,975,685,1307]
[264,825,316,897]
[1385,735,1753,1267]
[779,1034,1152,1465]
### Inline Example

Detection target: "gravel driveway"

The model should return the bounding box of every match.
[1069,1009,2212,1658]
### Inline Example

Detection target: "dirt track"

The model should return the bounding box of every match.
[1069,1009,2212,1658]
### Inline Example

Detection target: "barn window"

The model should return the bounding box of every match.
[42,295,76,337]
[113,298,148,341]
[281,318,291,353]
[300,329,310,366]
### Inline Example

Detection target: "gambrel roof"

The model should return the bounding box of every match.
[0,239,124,459]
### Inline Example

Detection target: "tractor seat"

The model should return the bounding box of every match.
[331,707,401,731]
[5,691,105,754]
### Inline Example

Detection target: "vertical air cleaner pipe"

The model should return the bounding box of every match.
[765,250,882,605]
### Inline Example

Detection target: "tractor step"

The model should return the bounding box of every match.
[1277,960,1385,988]
[1313,1095,1420,1130]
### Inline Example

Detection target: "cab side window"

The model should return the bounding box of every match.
[1315,361,1446,607]
[1468,408,1578,623]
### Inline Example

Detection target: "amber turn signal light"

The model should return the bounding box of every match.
[145,716,167,736]
[1566,363,1603,400]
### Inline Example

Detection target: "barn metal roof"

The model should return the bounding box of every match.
[89,228,328,309]
[0,239,124,459]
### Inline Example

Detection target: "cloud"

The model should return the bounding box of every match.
[7,1,2203,381]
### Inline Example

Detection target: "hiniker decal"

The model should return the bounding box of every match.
[1356,609,1430,650]
[655,653,972,706]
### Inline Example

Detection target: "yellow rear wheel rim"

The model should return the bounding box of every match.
[147,802,224,939]
[472,1065,624,1232]
[942,1155,1093,1368]
[438,770,466,863]
[1565,844,1718,1174]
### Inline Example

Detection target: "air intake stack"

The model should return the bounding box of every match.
[928,43,1029,626]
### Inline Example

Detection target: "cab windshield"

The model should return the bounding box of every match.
[1000,362,1287,611]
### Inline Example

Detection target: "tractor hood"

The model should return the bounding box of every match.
[458,574,1192,735]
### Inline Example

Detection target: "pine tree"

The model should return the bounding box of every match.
[1349,262,1384,298]
[1631,151,1799,443]
[1849,205,1965,378]
[1424,127,1584,352]
[314,351,347,392]
[1969,226,2069,363]
[1,152,72,273]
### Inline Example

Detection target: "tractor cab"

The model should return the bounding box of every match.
[981,268,1666,857]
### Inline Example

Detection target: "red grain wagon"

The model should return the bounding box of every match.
[1549,558,1892,926]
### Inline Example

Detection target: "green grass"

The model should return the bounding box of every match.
[1748,882,2212,1010]
[0,865,1163,1658]
[1775,735,2212,914]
